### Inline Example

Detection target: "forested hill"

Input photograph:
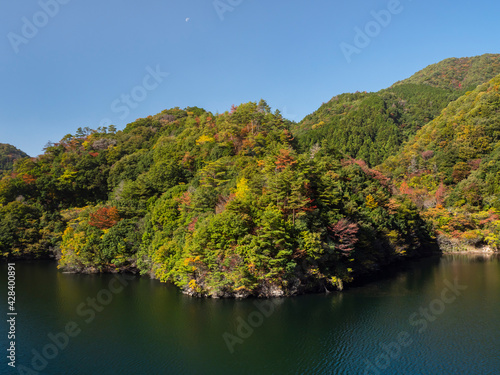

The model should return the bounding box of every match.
[0,143,29,174]
[382,74,500,251]
[1,54,499,298]
[0,101,433,298]
[294,54,500,166]
[392,54,500,90]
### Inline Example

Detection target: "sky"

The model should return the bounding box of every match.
[1,0,499,157]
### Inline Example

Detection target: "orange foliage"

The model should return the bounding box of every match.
[176,192,192,210]
[275,149,297,171]
[385,198,400,214]
[22,174,36,184]
[89,207,120,229]
[400,181,413,195]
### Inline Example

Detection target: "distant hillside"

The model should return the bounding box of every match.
[392,54,500,90]
[0,143,29,173]
[383,74,500,251]
[294,54,500,166]
[294,85,459,166]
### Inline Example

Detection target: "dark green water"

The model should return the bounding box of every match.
[1,255,500,375]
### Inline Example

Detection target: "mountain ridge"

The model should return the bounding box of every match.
[391,53,500,90]
[294,53,500,166]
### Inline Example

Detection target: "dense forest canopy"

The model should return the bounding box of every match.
[1,53,498,298]
[0,143,29,174]
[382,73,500,252]
[294,54,500,167]
[392,54,500,90]
[0,101,433,297]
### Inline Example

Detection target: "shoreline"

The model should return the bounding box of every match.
[3,248,498,298]
[442,250,499,255]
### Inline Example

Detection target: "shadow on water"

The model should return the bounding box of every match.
[1,253,500,374]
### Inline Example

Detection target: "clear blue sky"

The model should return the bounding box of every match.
[1,0,499,156]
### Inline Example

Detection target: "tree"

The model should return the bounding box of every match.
[328,219,359,256]
[89,207,120,230]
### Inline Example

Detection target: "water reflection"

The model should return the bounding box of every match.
[1,254,499,375]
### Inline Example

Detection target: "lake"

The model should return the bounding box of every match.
[1,254,499,374]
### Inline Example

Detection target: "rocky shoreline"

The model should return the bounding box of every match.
[4,242,498,298]
[437,235,499,255]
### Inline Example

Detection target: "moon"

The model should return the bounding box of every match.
[185,18,190,22]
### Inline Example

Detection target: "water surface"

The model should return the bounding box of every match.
[1,255,499,374]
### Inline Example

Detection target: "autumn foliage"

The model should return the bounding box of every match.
[275,149,297,171]
[89,207,120,229]
[328,219,359,255]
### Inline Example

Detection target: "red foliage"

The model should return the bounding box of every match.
[367,169,390,187]
[479,211,500,226]
[447,216,474,232]
[230,105,238,114]
[303,198,317,211]
[188,217,198,232]
[341,158,389,187]
[89,152,99,157]
[435,182,446,206]
[328,219,359,255]
[89,207,120,230]
[353,159,367,169]
[468,158,482,170]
